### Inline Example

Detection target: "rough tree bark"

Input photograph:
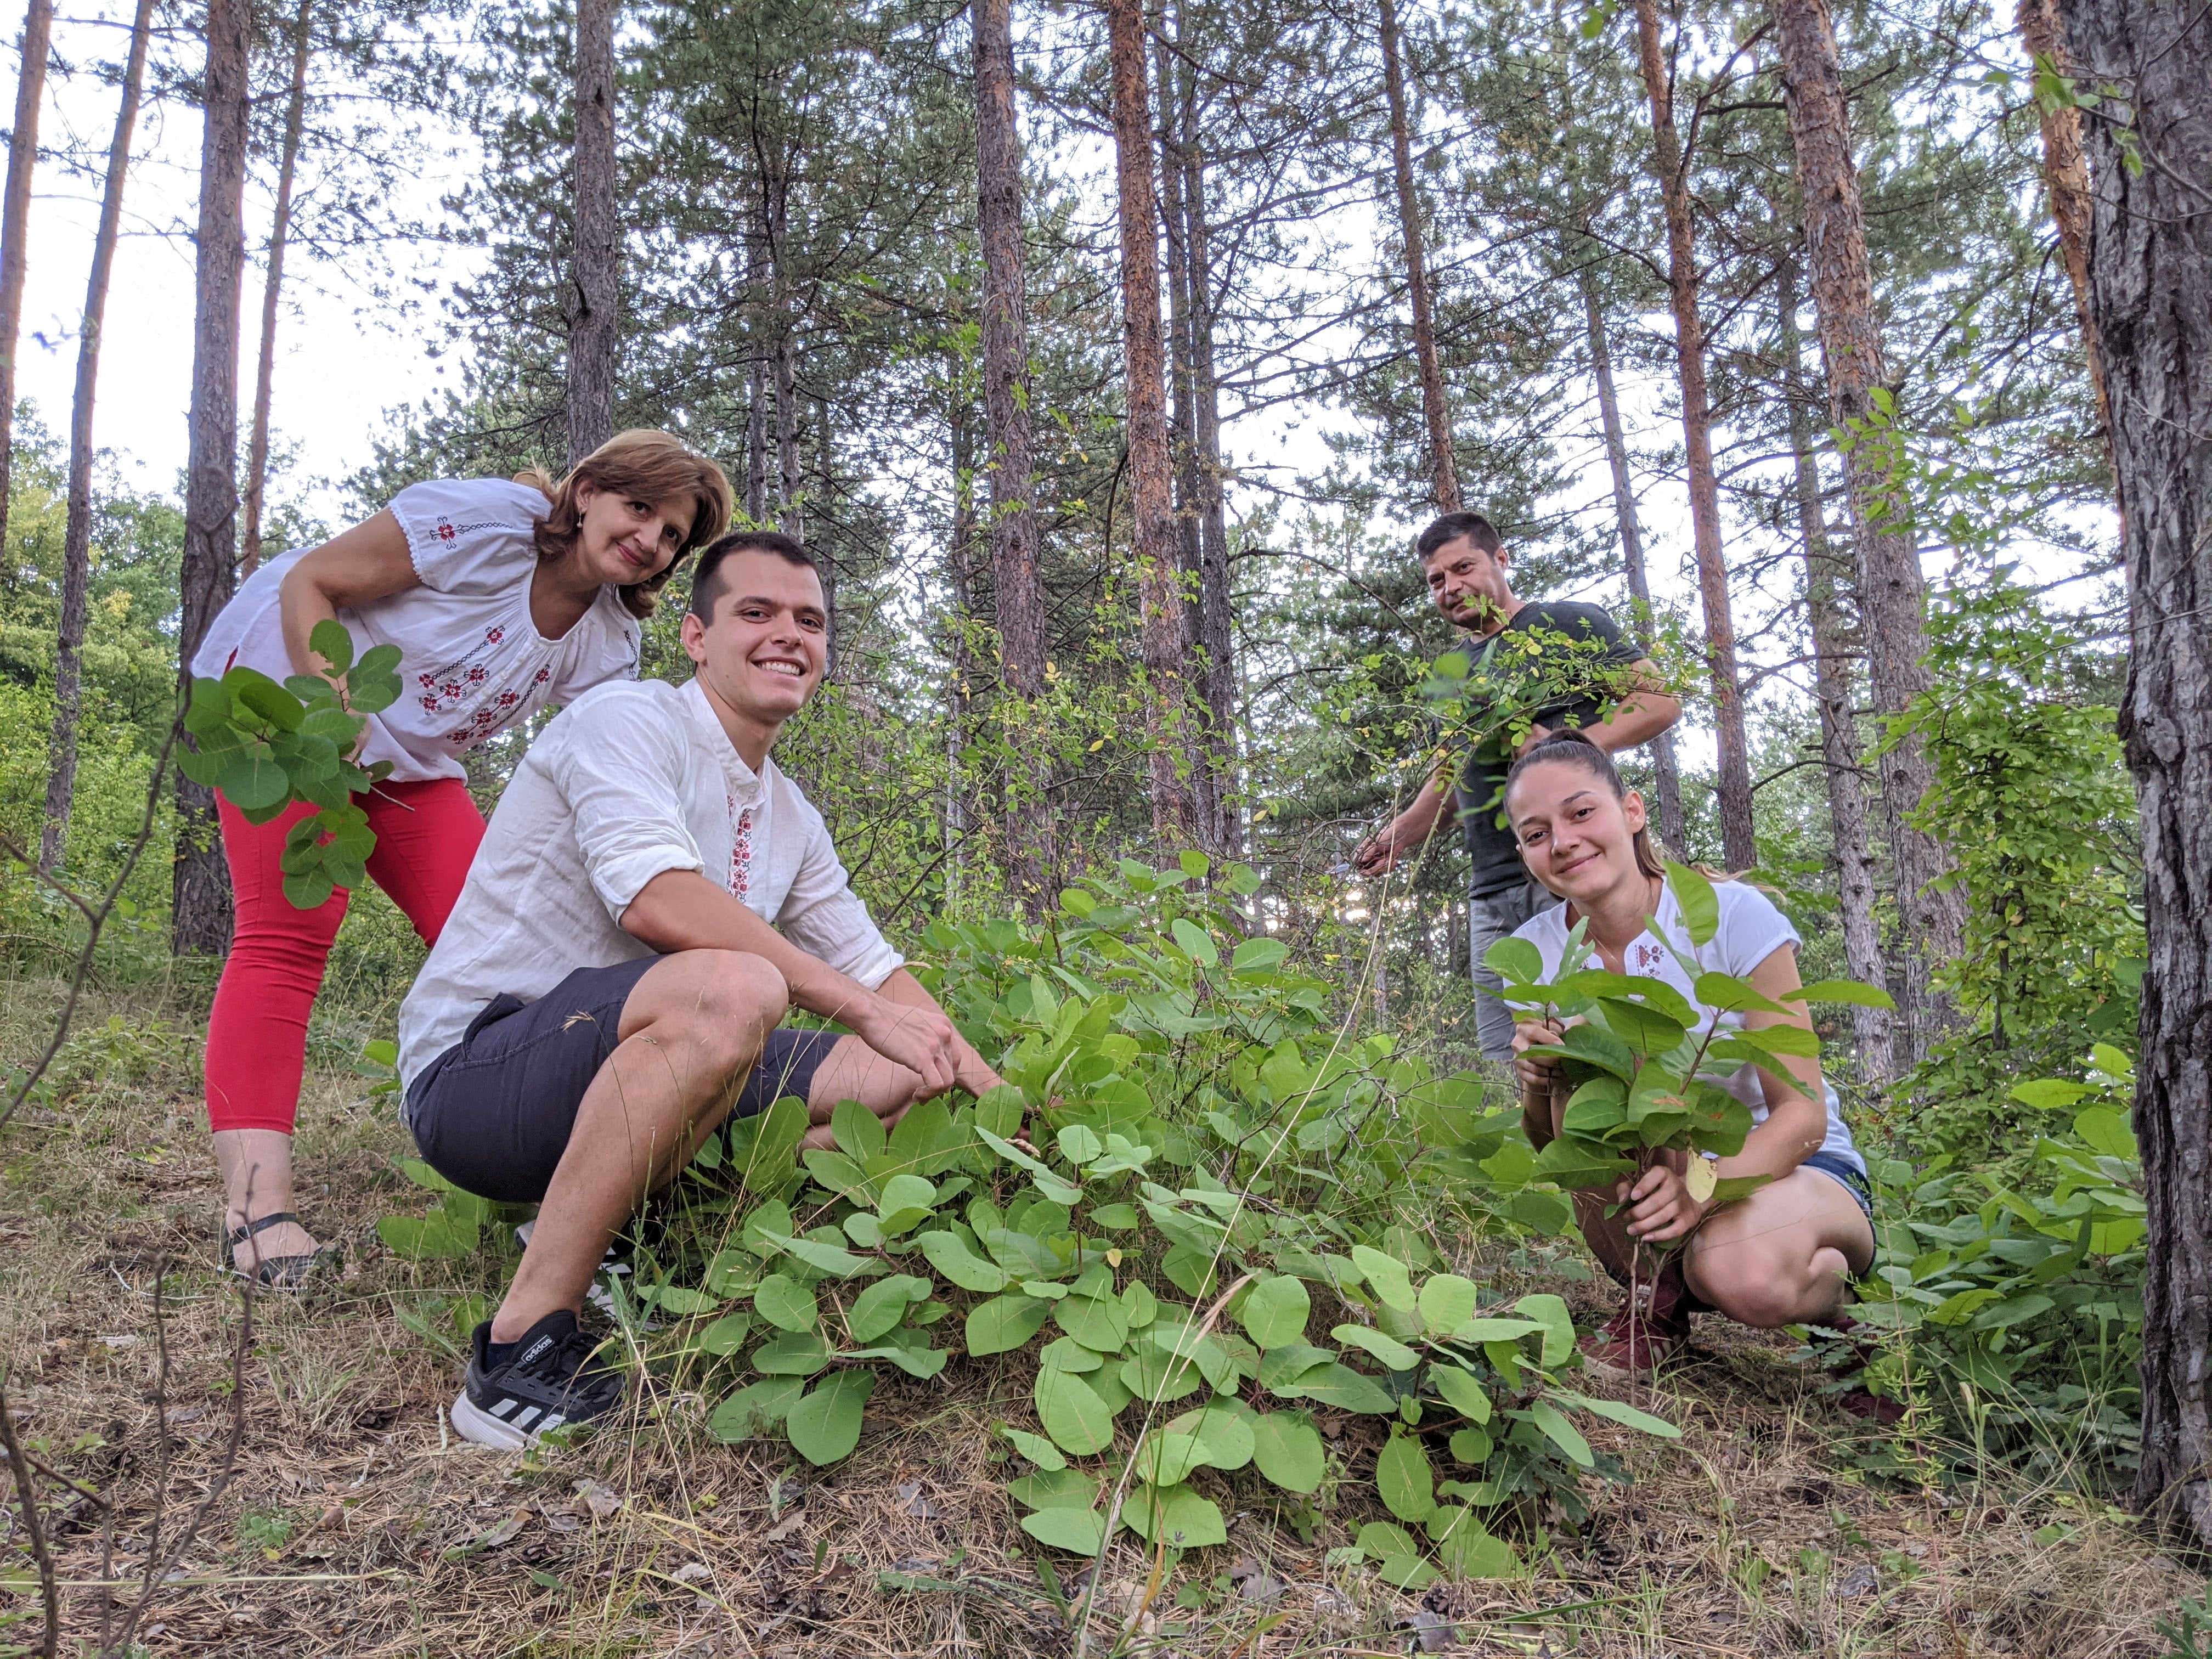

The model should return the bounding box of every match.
[1775,0,1966,1050]
[1156,12,1230,856]
[2053,0,2212,1544]
[970,0,1044,699]
[1181,72,1238,857]
[1105,0,1195,845]
[0,0,56,544]
[566,0,618,466]
[175,0,253,956]
[40,0,154,874]
[1630,0,1758,871]
[2016,0,2109,447]
[1378,0,1459,513]
[1780,256,1894,1075]
[1579,265,1686,855]
[970,0,1052,907]
[240,0,314,579]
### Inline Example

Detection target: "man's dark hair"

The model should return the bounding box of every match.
[1415,511,1504,561]
[687,529,819,619]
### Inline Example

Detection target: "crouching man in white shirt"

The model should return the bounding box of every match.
[395,529,1003,1448]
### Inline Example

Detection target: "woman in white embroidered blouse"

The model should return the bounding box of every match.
[191,430,732,1283]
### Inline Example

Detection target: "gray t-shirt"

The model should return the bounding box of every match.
[1450,600,1639,895]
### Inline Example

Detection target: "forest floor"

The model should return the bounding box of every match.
[0,973,2197,1658]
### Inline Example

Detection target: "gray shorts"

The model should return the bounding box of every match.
[404,956,839,1204]
[1469,876,1560,1063]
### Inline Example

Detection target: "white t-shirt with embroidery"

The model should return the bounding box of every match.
[190,477,645,783]
[1511,879,1864,1173]
[397,676,905,1088]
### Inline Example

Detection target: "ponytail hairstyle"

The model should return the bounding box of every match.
[515,430,735,619]
[1503,729,1669,881]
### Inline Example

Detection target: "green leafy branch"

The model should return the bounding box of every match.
[1487,864,1893,1231]
[178,618,403,909]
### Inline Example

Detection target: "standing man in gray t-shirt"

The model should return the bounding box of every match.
[1355,512,1683,1060]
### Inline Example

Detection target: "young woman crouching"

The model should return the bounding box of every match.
[1504,732,1875,1372]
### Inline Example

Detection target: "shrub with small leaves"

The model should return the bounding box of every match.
[1485,863,1893,1224]
[178,618,402,909]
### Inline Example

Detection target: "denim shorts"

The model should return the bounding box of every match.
[1801,1149,1874,1220]
[404,956,842,1204]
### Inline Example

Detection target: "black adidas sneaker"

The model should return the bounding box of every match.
[452,1310,625,1449]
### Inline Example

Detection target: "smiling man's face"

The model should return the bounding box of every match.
[681,549,828,733]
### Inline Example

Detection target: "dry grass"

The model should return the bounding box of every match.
[0,973,2200,1657]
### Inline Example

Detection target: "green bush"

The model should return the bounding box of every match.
[1855,1045,2143,1481]
[380,855,1672,1584]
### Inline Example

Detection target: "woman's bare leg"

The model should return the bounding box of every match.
[1681,1169,1875,1328]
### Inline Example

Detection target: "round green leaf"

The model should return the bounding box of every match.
[785,1369,876,1465]
[754,1273,819,1334]
[1019,1506,1106,1554]
[1249,1412,1324,1493]
[1035,1369,1115,1456]
[1134,1431,1205,1486]
[915,1229,1011,1294]
[1120,1345,1205,1404]
[751,1331,830,1377]
[1348,1245,1417,1313]
[1124,1483,1226,1548]
[1000,1426,1067,1472]
[847,1274,931,1344]
[1376,1430,1437,1522]
[695,1311,754,1357]
[1430,1505,1519,1579]
[1448,1426,1493,1465]
[875,1173,938,1234]
[709,1376,804,1441]
[1237,1274,1311,1350]
[1056,1125,1104,1165]
[1165,1401,1256,1471]
[966,1293,1053,1357]
[1416,1274,1479,1338]
[1053,1291,1129,1352]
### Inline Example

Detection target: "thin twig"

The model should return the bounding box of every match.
[0,1372,61,1658]
[0,709,184,1137]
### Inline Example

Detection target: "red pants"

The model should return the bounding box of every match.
[204,777,485,1134]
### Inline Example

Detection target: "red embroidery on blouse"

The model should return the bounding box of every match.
[436,521,457,541]
[726,799,754,902]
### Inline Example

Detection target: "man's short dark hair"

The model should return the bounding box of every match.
[687,529,819,619]
[1416,512,1503,561]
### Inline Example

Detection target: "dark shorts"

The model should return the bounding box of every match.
[1801,1149,1875,1220]
[403,956,842,1204]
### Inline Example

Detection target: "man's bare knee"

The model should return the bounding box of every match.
[628,950,788,1074]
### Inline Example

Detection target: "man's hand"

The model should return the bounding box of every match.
[854,992,960,1097]
[1512,721,1556,759]
[1352,822,1405,876]
[1615,1160,1710,1244]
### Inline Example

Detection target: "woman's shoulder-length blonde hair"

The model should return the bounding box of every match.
[515,430,734,619]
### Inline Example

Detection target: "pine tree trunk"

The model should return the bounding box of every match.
[175,0,252,957]
[1156,13,1223,855]
[1781,256,1894,1075]
[970,0,1052,909]
[970,0,1045,698]
[947,380,975,906]
[0,0,55,545]
[240,0,313,579]
[2055,0,2212,1546]
[2015,0,2109,448]
[1378,0,1459,514]
[1630,0,1758,871]
[1183,85,1238,857]
[1579,266,1686,855]
[40,0,153,876]
[1105,0,1195,846]
[1775,0,1965,1051]
[566,0,618,465]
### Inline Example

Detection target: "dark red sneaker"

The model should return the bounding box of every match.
[1580,1256,1702,1375]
